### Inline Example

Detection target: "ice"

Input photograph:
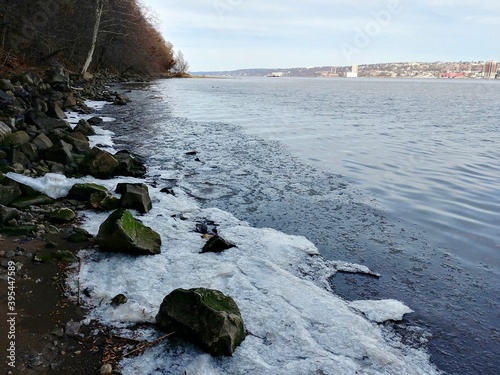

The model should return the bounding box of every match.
[349,299,414,323]
[68,176,440,375]
[5,172,78,199]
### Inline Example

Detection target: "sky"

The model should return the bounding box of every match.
[139,0,500,72]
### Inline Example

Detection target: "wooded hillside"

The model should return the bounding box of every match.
[0,0,185,76]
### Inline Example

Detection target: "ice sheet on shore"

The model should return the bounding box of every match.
[5,169,439,373]
[68,176,438,375]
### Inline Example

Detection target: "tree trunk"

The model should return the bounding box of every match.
[81,0,105,74]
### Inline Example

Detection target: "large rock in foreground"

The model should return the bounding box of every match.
[156,288,245,356]
[96,209,161,255]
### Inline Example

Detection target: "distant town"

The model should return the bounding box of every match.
[195,61,499,79]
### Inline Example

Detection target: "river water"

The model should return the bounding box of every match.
[102,77,499,374]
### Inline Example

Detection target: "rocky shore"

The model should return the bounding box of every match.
[0,68,150,374]
[1,68,246,374]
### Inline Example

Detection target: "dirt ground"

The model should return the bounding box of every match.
[0,233,105,374]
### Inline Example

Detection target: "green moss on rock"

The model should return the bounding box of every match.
[96,209,161,255]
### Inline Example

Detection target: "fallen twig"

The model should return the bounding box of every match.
[122,332,175,358]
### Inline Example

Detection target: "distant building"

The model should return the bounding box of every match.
[483,61,497,79]
[346,64,358,78]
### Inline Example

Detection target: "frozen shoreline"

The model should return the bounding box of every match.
[8,99,442,374]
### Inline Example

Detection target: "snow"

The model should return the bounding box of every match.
[349,299,414,323]
[67,177,439,375]
[13,100,440,374]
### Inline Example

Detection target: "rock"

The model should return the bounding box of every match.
[0,205,20,224]
[113,93,130,105]
[46,101,67,120]
[0,121,12,146]
[63,93,77,108]
[0,79,14,91]
[160,187,175,196]
[0,225,37,235]
[49,208,76,223]
[25,110,71,131]
[65,321,81,337]
[68,182,109,201]
[65,131,90,154]
[14,71,43,87]
[96,209,161,255]
[0,185,22,205]
[100,364,113,375]
[201,235,236,253]
[20,142,39,162]
[41,140,74,165]
[10,195,54,209]
[73,119,96,136]
[111,294,128,306]
[9,131,30,147]
[81,147,119,178]
[89,190,120,211]
[114,150,147,177]
[116,183,152,213]
[156,288,245,356]
[87,116,103,125]
[67,228,93,243]
[32,133,54,150]
[9,149,30,167]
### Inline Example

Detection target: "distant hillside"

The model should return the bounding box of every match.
[193,61,498,79]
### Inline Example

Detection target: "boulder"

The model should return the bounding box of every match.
[87,117,103,125]
[13,71,43,87]
[116,183,152,213]
[9,149,30,167]
[19,143,39,163]
[68,183,108,201]
[10,195,54,209]
[66,227,93,243]
[0,121,12,146]
[73,119,96,136]
[63,93,77,109]
[49,208,76,223]
[0,205,20,225]
[114,150,147,177]
[81,147,119,179]
[32,133,54,151]
[201,235,236,253]
[96,209,161,255]
[0,79,14,91]
[65,132,90,154]
[25,110,71,131]
[0,185,22,205]
[41,140,74,165]
[89,190,120,211]
[9,131,30,147]
[156,288,245,356]
[46,101,67,120]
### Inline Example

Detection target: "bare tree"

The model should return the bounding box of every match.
[81,0,105,74]
[174,50,189,74]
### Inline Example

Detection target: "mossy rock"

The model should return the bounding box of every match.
[10,195,54,209]
[50,208,76,223]
[34,249,78,263]
[156,288,245,356]
[68,183,108,201]
[89,190,120,211]
[67,228,93,243]
[96,209,161,255]
[0,225,37,236]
